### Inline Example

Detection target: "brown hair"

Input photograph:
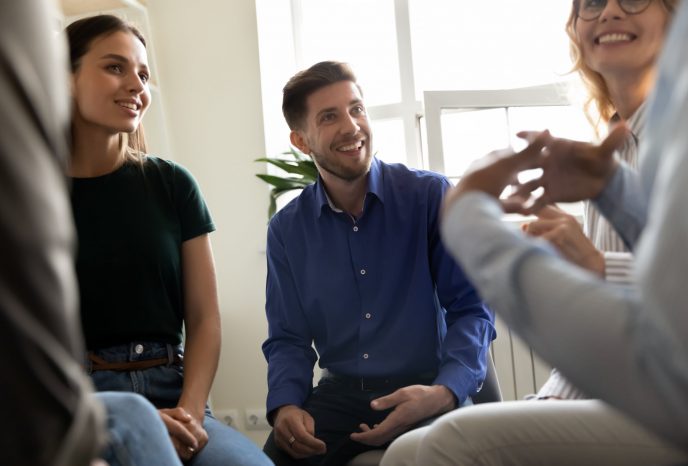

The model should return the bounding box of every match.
[66,14,148,161]
[566,0,679,131]
[282,61,361,130]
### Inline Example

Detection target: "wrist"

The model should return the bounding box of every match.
[431,384,457,413]
[586,250,606,277]
[273,404,299,425]
[177,401,206,423]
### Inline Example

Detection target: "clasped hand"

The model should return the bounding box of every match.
[442,125,629,217]
[159,407,208,461]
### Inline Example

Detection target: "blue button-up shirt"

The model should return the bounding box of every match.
[263,157,495,414]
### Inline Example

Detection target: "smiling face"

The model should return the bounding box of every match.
[290,80,373,184]
[71,30,151,136]
[574,0,670,81]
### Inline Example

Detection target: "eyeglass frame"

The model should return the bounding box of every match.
[575,0,654,21]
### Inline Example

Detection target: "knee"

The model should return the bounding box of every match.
[416,412,483,466]
[97,392,157,421]
[380,427,428,466]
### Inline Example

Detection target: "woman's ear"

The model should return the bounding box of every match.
[290,130,309,155]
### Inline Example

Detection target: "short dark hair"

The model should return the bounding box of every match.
[282,61,360,130]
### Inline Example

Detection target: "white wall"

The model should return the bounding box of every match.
[146,0,271,445]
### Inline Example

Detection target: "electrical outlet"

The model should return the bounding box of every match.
[215,409,240,429]
[245,408,270,430]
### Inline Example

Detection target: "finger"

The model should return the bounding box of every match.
[527,194,553,215]
[358,423,372,432]
[534,204,566,220]
[303,412,316,437]
[350,418,401,447]
[523,219,561,236]
[370,389,405,411]
[510,178,542,201]
[287,417,326,454]
[516,130,545,144]
[171,436,194,462]
[163,415,198,449]
[289,435,327,457]
[500,189,534,214]
[511,130,551,170]
[161,407,193,424]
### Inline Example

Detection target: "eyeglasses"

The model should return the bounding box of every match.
[577,0,653,21]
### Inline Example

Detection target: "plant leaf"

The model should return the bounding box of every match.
[255,174,311,189]
[254,157,318,180]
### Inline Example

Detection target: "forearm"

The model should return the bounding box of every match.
[264,340,317,415]
[435,316,494,404]
[440,192,667,431]
[179,312,221,419]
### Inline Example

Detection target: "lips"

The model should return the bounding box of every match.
[336,140,365,152]
[116,100,141,111]
[595,32,636,45]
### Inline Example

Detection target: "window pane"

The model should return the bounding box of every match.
[409,0,573,96]
[298,0,400,106]
[441,108,509,177]
[371,118,408,166]
[507,106,595,150]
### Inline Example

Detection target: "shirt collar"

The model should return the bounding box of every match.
[609,100,647,146]
[314,157,385,218]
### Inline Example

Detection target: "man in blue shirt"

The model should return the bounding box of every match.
[262,61,495,465]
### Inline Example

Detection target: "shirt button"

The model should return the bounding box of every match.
[360,269,366,275]
[353,226,359,232]
[365,313,372,319]
[363,353,369,359]
[134,344,144,354]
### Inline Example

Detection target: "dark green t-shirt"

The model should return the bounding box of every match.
[71,156,215,349]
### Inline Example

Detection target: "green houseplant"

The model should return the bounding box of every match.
[255,147,318,218]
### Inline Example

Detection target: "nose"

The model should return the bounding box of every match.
[341,112,361,135]
[598,0,625,22]
[127,72,146,95]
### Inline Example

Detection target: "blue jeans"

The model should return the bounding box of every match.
[97,391,182,466]
[89,342,273,466]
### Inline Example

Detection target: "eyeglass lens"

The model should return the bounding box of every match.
[578,0,652,20]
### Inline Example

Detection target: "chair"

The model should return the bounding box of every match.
[346,352,502,466]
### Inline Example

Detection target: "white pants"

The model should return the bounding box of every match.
[380,400,686,466]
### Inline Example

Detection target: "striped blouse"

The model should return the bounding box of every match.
[536,101,646,400]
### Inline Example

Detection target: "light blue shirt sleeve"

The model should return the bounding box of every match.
[593,162,647,250]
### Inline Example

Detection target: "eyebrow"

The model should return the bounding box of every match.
[99,53,149,72]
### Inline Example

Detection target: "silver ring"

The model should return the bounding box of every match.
[288,435,296,447]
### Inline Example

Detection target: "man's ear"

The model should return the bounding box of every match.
[290,130,310,156]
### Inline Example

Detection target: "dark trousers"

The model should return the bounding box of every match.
[264,376,409,466]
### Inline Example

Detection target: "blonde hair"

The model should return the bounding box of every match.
[566,0,679,131]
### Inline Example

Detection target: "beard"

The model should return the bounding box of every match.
[310,143,373,183]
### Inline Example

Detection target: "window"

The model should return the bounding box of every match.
[256,0,591,175]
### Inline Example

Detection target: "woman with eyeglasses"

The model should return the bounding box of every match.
[380,0,687,464]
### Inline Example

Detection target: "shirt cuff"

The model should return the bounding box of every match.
[604,251,634,285]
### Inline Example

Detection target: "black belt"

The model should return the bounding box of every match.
[321,369,436,392]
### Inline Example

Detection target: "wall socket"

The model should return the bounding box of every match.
[215,408,240,429]
[245,408,271,430]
